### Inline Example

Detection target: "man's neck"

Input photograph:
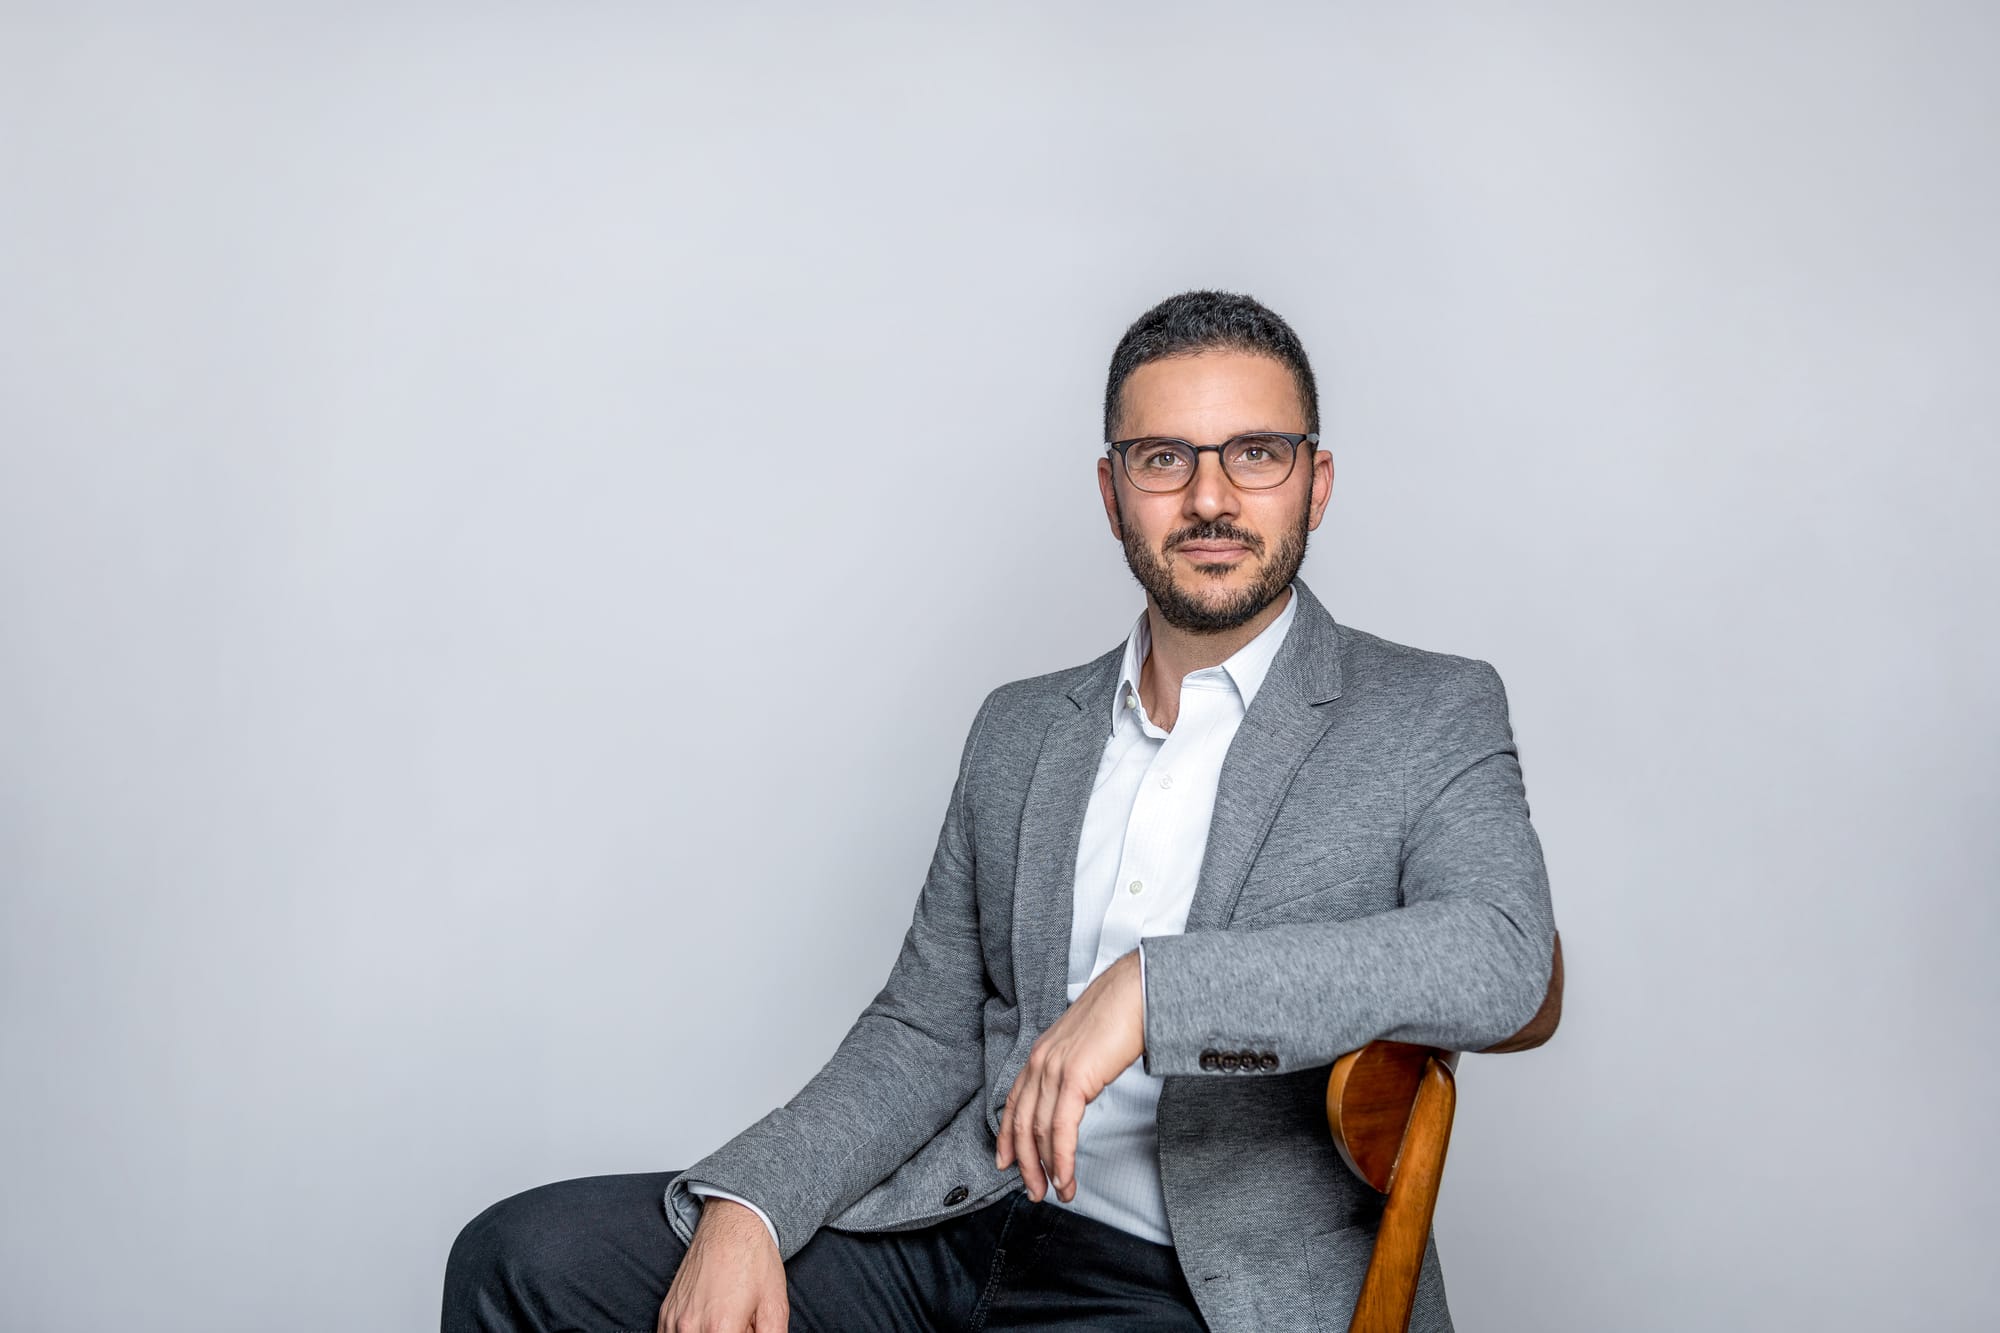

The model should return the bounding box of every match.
[1136,586,1293,732]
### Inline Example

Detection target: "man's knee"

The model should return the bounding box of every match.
[442,1173,686,1333]
[443,1182,580,1319]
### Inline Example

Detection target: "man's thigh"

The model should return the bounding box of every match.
[442,1169,997,1333]
[784,1199,1001,1332]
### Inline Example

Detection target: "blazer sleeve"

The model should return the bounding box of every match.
[664,691,998,1259]
[1138,659,1555,1075]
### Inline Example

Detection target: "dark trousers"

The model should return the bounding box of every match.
[442,1169,1211,1332]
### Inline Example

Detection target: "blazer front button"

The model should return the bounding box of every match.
[944,1185,969,1207]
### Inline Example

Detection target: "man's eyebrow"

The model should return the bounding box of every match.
[1117,428,1295,440]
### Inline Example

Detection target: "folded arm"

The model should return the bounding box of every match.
[1139,660,1557,1075]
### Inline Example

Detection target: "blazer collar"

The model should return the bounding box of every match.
[1108,580,1302,730]
[1064,575,1344,718]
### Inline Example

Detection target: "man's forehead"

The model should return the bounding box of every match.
[1118,350,1304,437]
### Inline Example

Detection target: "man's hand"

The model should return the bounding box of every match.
[995,947,1146,1204]
[656,1197,788,1333]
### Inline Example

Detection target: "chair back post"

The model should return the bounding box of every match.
[1333,1047,1456,1333]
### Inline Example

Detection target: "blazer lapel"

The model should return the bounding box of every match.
[1012,646,1120,1034]
[1183,578,1345,933]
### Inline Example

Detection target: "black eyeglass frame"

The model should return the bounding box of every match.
[1103,431,1319,493]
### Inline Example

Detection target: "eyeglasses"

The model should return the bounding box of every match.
[1104,431,1316,493]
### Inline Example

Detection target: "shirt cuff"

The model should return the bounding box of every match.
[1138,940,1149,1032]
[686,1182,780,1249]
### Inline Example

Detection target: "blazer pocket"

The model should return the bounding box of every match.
[1228,872,1370,931]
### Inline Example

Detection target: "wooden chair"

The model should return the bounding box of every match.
[1325,931,1564,1333]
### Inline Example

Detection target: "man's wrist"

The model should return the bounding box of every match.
[689,1184,780,1248]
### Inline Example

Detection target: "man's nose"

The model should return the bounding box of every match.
[1181,450,1241,522]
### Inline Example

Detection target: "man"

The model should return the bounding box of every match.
[443,290,1560,1332]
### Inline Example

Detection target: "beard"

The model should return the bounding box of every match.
[1114,487,1311,634]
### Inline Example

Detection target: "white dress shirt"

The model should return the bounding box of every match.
[1049,581,1298,1244]
[691,584,1301,1250]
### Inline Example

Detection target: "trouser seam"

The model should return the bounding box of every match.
[965,1194,1023,1332]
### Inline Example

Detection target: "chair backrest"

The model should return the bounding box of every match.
[1323,930,1563,1333]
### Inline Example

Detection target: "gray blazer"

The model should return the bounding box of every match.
[665,577,1557,1333]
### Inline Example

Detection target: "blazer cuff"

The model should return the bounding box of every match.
[1138,940,1150,1055]
[1139,929,1291,1076]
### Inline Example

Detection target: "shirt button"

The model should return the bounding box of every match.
[1128,879,1144,895]
[1159,774,1174,789]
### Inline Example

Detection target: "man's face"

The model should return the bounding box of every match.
[1097,350,1334,633]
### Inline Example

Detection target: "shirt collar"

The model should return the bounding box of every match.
[1111,582,1301,729]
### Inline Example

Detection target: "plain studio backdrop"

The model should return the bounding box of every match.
[2,5,1995,1330]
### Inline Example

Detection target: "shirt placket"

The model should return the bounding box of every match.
[1093,680,1221,977]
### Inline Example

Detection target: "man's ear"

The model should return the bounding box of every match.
[1306,448,1334,530]
[1097,457,1124,539]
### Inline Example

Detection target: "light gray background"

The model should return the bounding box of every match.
[2,5,1994,1330]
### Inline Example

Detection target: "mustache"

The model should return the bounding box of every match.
[1167,523,1262,554]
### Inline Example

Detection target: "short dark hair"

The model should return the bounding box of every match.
[1103,290,1320,441]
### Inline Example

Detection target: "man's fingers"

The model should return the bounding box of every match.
[1032,1064,1060,1193]
[1050,1081,1088,1203]
[1012,1073,1046,1200]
